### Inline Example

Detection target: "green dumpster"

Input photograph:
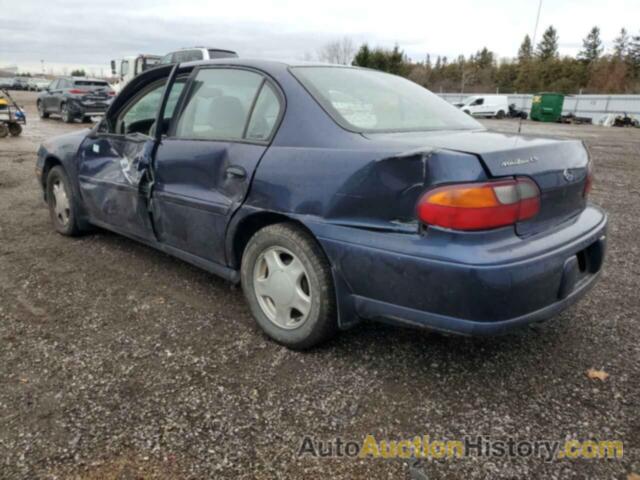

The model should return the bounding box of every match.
[530,93,565,122]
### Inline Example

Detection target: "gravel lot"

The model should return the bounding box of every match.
[1,91,638,479]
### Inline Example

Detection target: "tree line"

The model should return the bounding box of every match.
[346,26,640,94]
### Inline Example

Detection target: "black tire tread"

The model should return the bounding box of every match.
[46,166,82,236]
[241,222,337,350]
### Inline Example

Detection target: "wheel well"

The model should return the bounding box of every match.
[41,156,62,190]
[231,212,316,269]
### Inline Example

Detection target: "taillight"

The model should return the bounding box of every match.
[107,91,116,96]
[417,177,541,231]
[584,162,593,197]
[68,89,88,95]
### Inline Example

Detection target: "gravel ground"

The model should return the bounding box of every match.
[0,91,638,479]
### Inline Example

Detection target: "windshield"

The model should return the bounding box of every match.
[291,67,482,133]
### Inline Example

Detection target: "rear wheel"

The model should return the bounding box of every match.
[37,100,49,119]
[496,110,506,119]
[0,124,8,138]
[8,123,22,136]
[46,166,82,236]
[241,223,337,349]
[60,103,73,123]
[82,116,93,123]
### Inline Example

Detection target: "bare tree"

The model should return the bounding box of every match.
[318,37,355,65]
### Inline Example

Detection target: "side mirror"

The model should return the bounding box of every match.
[110,60,117,76]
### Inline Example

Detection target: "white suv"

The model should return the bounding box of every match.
[159,47,238,65]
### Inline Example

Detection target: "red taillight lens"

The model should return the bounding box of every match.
[584,162,593,197]
[68,89,88,95]
[417,177,540,231]
[107,91,116,96]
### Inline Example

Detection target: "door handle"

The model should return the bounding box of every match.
[225,166,246,179]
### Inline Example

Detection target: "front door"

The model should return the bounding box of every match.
[151,67,283,265]
[77,77,186,241]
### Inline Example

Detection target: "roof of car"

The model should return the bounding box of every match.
[179,57,357,72]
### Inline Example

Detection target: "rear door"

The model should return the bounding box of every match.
[151,67,283,264]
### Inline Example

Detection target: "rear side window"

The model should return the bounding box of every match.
[175,69,266,141]
[246,83,281,141]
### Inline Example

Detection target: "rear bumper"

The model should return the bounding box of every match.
[67,100,109,116]
[314,206,607,334]
[353,268,601,335]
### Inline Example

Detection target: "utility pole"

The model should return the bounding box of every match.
[531,0,543,46]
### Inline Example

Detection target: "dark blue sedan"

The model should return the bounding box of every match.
[36,59,607,349]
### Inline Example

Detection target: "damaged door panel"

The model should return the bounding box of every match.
[150,67,282,264]
[78,133,157,240]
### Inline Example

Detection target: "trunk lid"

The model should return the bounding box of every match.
[365,130,590,235]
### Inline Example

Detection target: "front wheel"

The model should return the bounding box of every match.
[241,223,337,349]
[46,166,82,236]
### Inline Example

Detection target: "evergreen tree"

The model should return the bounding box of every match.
[629,32,640,71]
[578,26,603,63]
[536,26,559,61]
[518,35,533,62]
[613,28,630,58]
[352,44,372,67]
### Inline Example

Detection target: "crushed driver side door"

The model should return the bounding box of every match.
[77,72,185,241]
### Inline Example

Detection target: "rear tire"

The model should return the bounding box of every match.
[0,124,8,138]
[496,110,506,119]
[37,100,49,119]
[240,223,337,350]
[60,103,73,123]
[46,166,82,236]
[82,116,93,123]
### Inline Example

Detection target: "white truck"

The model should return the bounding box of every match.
[110,54,161,93]
[458,95,509,118]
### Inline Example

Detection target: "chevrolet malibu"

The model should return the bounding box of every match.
[36,59,607,349]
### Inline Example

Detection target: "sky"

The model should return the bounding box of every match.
[0,0,638,75]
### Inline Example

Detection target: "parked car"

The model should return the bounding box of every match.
[0,77,14,89]
[27,78,52,91]
[9,77,30,91]
[458,94,509,118]
[159,47,238,65]
[35,60,607,349]
[37,77,115,123]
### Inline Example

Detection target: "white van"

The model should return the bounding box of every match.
[458,95,509,118]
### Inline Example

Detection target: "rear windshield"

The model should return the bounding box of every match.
[208,49,238,59]
[291,66,482,133]
[74,80,109,87]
